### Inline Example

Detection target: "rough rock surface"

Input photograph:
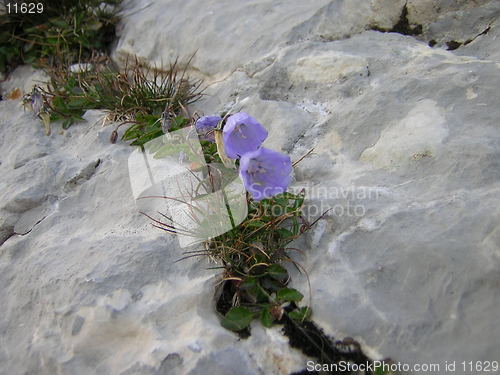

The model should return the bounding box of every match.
[1,0,500,374]
[0,86,308,374]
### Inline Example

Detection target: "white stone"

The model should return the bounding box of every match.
[1,0,500,374]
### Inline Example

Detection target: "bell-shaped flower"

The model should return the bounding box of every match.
[30,89,43,116]
[239,147,292,201]
[195,115,221,142]
[223,112,268,159]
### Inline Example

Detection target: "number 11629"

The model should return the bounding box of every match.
[6,2,44,14]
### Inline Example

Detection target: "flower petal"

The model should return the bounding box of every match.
[239,147,292,201]
[195,115,221,142]
[223,112,268,159]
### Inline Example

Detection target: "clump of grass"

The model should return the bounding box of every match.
[37,56,203,143]
[211,190,318,331]
[149,190,316,332]
[0,0,121,73]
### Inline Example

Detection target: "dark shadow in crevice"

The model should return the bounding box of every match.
[446,40,463,50]
[427,23,492,50]
[216,280,379,374]
[444,25,492,50]
[371,4,422,37]
[283,303,376,375]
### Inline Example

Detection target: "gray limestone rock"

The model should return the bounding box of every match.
[1,0,499,374]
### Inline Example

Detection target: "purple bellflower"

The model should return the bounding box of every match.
[239,147,292,201]
[223,112,268,159]
[195,115,221,142]
[30,89,43,116]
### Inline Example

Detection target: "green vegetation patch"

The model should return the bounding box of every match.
[0,0,121,73]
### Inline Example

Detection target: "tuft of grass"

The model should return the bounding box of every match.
[0,0,121,73]
[211,190,319,331]
[37,56,204,143]
[207,191,309,267]
[150,191,316,332]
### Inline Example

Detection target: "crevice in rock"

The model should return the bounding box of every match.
[13,214,48,236]
[283,302,375,375]
[13,152,49,170]
[445,40,463,51]
[64,158,101,191]
[216,281,378,374]
[0,226,15,247]
[443,24,492,51]
[371,3,422,37]
[428,23,493,51]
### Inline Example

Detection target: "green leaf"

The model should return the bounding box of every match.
[374,367,391,375]
[245,220,266,228]
[130,129,163,146]
[277,227,294,239]
[240,277,257,291]
[50,113,63,122]
[260,306,274,328]
[274,196,289,208]
[241,278,269,303]
[72,114,84,122]
[170,115,189,130]
[293,196,305,210]
[276,288,303,302]
[135,113,159,124]
[67,98,86,108]
[221,306,253,332]
[288,306,311,322]
[62,118,73,129]
[261,277,285,292]
[47,37,60,46]
[49,18,69,29]
[267,264,288,281]
[122,123,142,141]
[52,96,67,110]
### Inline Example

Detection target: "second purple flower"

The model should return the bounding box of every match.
[239,147,292,201]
